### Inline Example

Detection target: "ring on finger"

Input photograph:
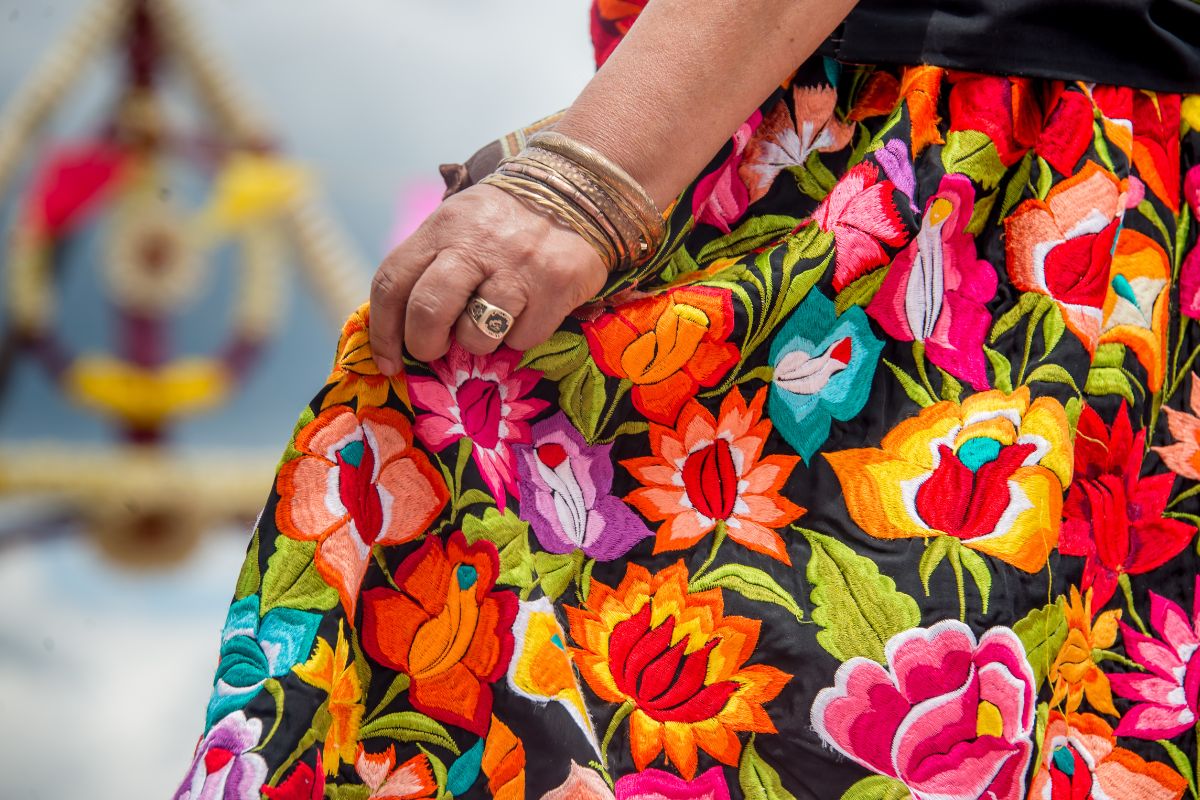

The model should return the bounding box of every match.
[466,294,516,340]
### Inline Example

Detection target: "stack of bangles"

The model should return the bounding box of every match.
[468,131,665,340]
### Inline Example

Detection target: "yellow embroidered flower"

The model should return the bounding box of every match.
[1049,587,1121,716]
[1097,229,1171,392]
[294,621,365,775]
[323,302,410,410]
[824,387,1072,572]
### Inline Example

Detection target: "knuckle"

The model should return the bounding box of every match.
[370,268,399,298]
[406,292,445,325]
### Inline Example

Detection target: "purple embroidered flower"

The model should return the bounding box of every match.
[874,138,918,212]
[515,413,652,560]
[174,711,268,800]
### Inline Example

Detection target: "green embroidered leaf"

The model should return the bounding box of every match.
[456,488,495,510]
[660,241,701,284]
[941,130,1007,189]
[350,623,373,696]
[1040,302,1066,357]
[461,507,534,590]
[697,214,801,264]
[839,775,912,800]
[957,545,993,615]
[1025,363,1080,393]
[1092,341,1126,368]
[1084,366,1135,405]
[1012,601,1067,690]
[261,535,339,613]
[1158,739,1199,796]
[419,745,452,800]
[518,331,589,381]
[1065,396,1084,429]
[1035,155,1054,200]
[277,405,315,469]
[325,784,370,800]
[739,735,798,800]
[996,151,1034,221]
[234,528,261,600]
[989,292,1042,344]
[1032,701,1050,790]
[781,224,836,268]
[559,360,609,443]
[689,564,804,622]
[533,550,583,601]
[834,265,889,314]
[984,347,1014,393]
[937,367,963,403]
[917,536,951,595]
[357,711,461,754]
[1138,199,1172,249]
[801,528,922,663]
[366,672,410,722]
[883,358,935,408]
[965,189,998,236]
[1093,120,1117,173]
[1175,208,1191,272]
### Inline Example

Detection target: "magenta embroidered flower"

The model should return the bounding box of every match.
[173,711,268,800]
[514,413,652,560]
[692,110,762,233]
[867,174,997,390]
[813,161,910,290]
[409,343,549,511]
[1110,575,1200,740]
[614,766,731,800]
[811,620,1035,800]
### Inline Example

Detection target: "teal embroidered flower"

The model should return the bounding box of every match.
[205,594,321,731]
[768,289,883,462]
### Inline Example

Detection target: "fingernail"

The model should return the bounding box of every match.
[375,356,397,376]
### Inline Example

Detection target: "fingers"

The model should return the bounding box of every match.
[369,230,436,375]
[504,259,605,352]
[453,271,530,357]
[404,252,490,362]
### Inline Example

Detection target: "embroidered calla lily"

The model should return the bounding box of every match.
[1098,229,1171,391]
[768,290,883,463]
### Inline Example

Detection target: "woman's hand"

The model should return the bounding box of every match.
[368,183,608,374]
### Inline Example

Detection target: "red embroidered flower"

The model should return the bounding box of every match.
[812,162,909,290]
[360,532,517,736]
[262,755,323,800]
[1132,90,1182,213]
[1059,402,1196,607]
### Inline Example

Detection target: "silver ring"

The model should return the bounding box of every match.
[466,295,515,340]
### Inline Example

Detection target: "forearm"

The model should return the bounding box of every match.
[555,0,859,209]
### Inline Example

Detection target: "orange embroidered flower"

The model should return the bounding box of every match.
[1154,376,1200,481]
[354,744,436,800]
[1049,587,1121,716]
[565,561,789,780]
[275,405,449,617]
[848,66,944,157]
[1098,229,1172,392]
[293,621,364,775]
[583,286,740,425]
[481,715,526,800]
[323,303,409,410]
[360,532,517,736]
[621,386,804,564]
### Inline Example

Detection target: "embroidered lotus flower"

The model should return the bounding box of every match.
[692,110,762,232]
[293,621,364,775]
[1028,711,1187,800]
[1154,376,1200,480]
[1111,576,1200,740]
[324,302,409,410]
[1004,162,1125,353]
[813,161,909,290]
[867,174,997,390]
[768,289,883,463]
[1098,229,1171,391]
[360,531,516,736]
[739,84,855,204]
[174,711,268,800]
[583,286,740,425]
[205,594,320,731]
[354,745,436,800]
[514,413,651,561]
[622,386,804,564]
[825,387,1072,572]
[1059,402,1195,607]
[614,767,732,800]
[275,405,449,617]
[408,343,549,511]
[811,620,1036,800]
[1048,587,1121,716]
[565,561,790,780]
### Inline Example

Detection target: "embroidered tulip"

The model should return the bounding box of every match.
[1097,229,1171,391]
[514,413,652,561]
[1059,402,1195,607]
[1153,376,1200,480]
[408,343,549,511]
[692,110,762,232]
[354,746,436,800]
[322,303,409,410]
[584,286,739,425]
[1110,576,1200,740]
[825,387,1073,572]
[360,531,517,736]
[614,766,732,800]
[565,561,790,780]
[174,711,268,800]
[1028,711,1187,800]
[811,620,1035,800]
[622,386,804,564]
[292,621,364,775]
[1047,587,1121,716]
[275,405,449,617]
[813,161,909,290]
[1004,162,1125,353]
[867,174,997,390]
[768,289,883,463]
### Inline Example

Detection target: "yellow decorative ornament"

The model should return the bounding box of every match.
[66,356,231,429]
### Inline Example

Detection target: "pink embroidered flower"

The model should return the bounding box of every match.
[543,762,615,800]
[1111,576,1200,740]
[867,174,997,390]
[692,110,762,233]
[811,620,1035,800]
[813,161,910,290]
[1181,165,1200,319]
[1154,376,1200,481]
[614,767,731,800]
[408,343,549,510]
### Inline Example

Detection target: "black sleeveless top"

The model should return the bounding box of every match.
[826,0,1200,92]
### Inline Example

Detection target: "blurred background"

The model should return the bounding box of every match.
[0,1,592,796]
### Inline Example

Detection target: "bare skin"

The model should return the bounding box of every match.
[368,0,859,374]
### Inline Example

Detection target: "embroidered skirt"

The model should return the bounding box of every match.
[175,59,1200,800]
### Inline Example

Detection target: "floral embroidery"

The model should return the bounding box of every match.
[175,711,268,800]
[1048,587,1121,716]
[324,302,409,410]
[1098,229,1171,391]
[614,766,732,800]
[354,745,436,800]
[263,757,324,800]
[814,161,909,290]
[1154,376,1200,480]
[693,111,762,233]
[293,621,364,775]
[542,762,614,800]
